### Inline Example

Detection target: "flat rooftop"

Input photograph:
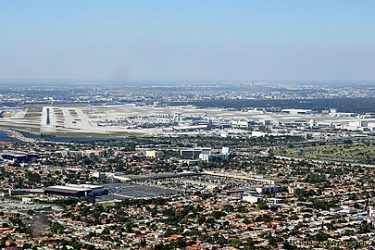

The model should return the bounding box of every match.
[44,185,92,193]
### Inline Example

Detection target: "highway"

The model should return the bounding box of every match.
[5,129,37,143]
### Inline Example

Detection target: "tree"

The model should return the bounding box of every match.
[228,238,242,248]
[244,238,255,250]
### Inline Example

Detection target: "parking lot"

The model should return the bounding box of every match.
[96,183,178,202]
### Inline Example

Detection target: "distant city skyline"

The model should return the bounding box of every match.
[0,0,375,82]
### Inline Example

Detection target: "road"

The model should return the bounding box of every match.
[5,129,37,143]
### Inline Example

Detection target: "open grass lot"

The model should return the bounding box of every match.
[279,141,375,164]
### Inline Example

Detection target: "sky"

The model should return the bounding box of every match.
[0,0,375,83]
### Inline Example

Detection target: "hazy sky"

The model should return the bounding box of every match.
[0,0,375,83]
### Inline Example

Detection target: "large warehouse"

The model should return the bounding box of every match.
[0,151,39,163]
[44,184,106,197]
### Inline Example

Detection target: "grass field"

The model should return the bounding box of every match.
[279,141,375,164]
